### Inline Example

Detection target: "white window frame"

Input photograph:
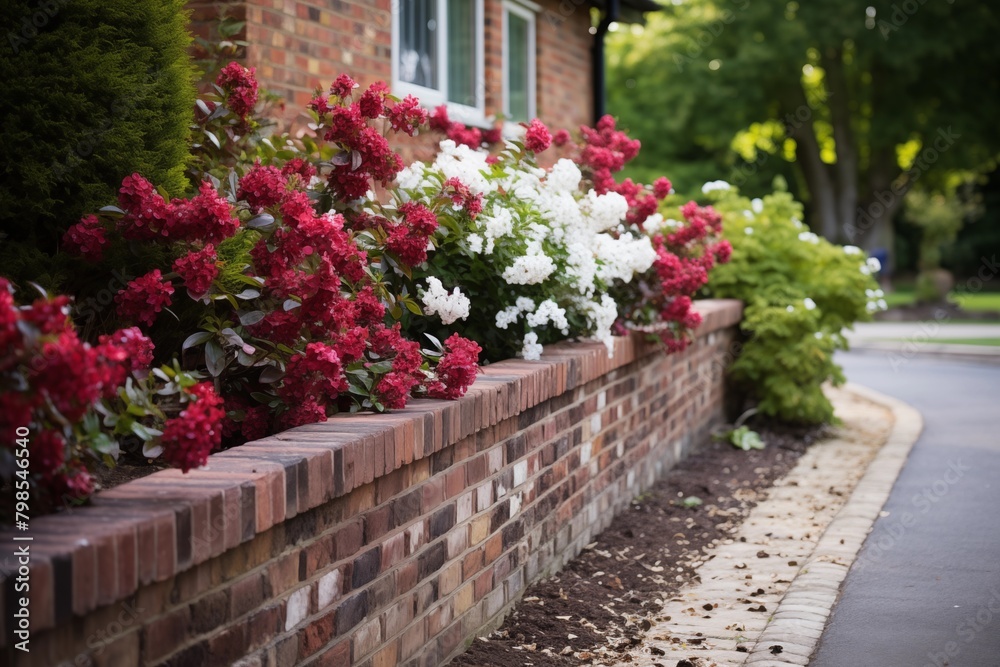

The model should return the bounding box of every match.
[502,0,537,131]
[391,0,487,127]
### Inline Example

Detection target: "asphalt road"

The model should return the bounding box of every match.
[811,351,1000,667]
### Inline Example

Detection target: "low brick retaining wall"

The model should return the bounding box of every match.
[2,300,742,667]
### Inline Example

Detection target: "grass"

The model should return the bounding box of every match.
[883,287,1000,313]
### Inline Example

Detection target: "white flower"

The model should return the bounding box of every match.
[751,198,764,214]
[701,180,731,194]
[792,218,803,228]
[515,296,536,312]
[502,252,556,285]
[798,231,819,244]
[593,235,656,284]
[744,226,754,235]
[582,190,629,233]
[420,277,471,325]
[642,213,666,235]
[866,301,878,312]
[843,245,862,255]
[526,299,570,334]
[395,162,426,191]
[546,159,582,193]
[867,257,882,273]
[580,294,618,357]
[495,306,520,330]
[814,331,824,339]
[521,332,543,361]
[860,264,871,276]
[786,305,795,312]
[482,205,514,240]
[877,298,887,310]
[467,233,484,254]
[743,210,754,219]
[803,297,816,311]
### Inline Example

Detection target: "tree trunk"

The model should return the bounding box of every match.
[784,85,839,239]
[823,48,859,245]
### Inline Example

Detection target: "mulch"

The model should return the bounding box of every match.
[451,422,827,667]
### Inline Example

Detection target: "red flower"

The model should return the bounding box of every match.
[280,397,327,429]
[97,326,155,373]
[375,371,418,410]
[426,334,480,399]
[0,279,20,353]
[239,162,288,212]
[524,119,552,153]
[117,173,171,240]
[169,181,240,244]
[387,95,428,136]
[281,158,317,184]
[23,294,71,335]
[50,463,94,503]
[552,129,571,147]
[32,332,102,423]
[216,62,259,121]
[653,177,673,200]
[116,269,174,327]
[280,342,348,406]
[359,81,389,119]
[483,127,503,145]
[31,429,66,480]
[330,73,358,98]
[447,123,482,148]
[241,405,271,441]
[160,383,226,473]
[712,239,733,264]
[429,105,451,133]
[63,215,108,261]
[173,245,219,297]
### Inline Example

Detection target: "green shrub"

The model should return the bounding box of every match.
[0,0,195,260]
[699,188,882,424]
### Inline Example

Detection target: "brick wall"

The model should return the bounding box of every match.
[2,300,742,667]
[185,0,595,149]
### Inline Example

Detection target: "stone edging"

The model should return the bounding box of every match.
[742,382,923,665]
[0,301,744,643]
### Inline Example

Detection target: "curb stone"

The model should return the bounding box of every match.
[743,382,923,665]
[622,383,922,667]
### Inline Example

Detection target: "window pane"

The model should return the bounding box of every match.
[399,0,439,90]
[447,0,477,107]
[507,12,530,122]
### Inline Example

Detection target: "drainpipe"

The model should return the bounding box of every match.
[592,0,620,123]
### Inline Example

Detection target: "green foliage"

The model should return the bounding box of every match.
[0,0,196,257]
[608,0,1000,245]
[702,188,880,423]
[728,425,764,451]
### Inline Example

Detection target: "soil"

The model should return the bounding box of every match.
[451,422,827,667]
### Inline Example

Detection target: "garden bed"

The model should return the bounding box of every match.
[451,421,825,667]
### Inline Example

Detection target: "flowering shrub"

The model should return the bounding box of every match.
[701,186,884,423]
[0,280,218,517]
[2,62,734,515]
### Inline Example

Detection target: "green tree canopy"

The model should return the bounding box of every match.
[0,0,195,257]
[608,0,1000,251]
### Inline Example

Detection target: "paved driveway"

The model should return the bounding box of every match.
[811,352,1000,667]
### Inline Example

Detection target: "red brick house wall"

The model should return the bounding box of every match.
[187,0,594,145]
